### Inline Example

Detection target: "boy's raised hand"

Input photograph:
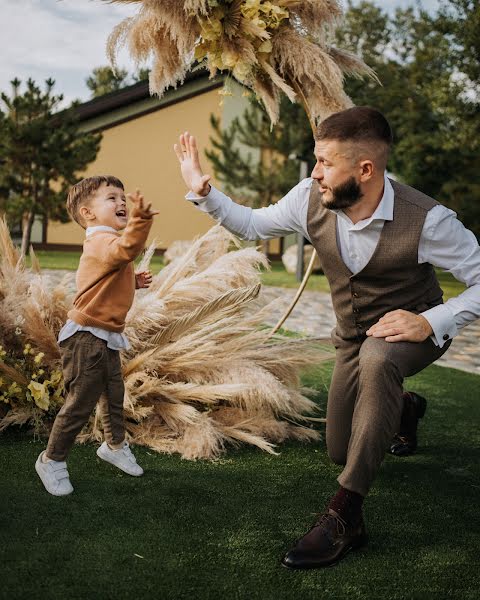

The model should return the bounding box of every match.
[127,189,159,219]
[174,132,211,197]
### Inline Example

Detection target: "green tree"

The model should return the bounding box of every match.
[435,0,480,85]
[203,1,480,235]
[133,68,151,83]
[86,66,150,98]
[0,78,101,254]
[337,0,480,235]
[86,66,129,98]
[206,95,313,209]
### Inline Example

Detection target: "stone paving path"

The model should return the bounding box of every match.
[43,270,479,376]
[261,286,480,376]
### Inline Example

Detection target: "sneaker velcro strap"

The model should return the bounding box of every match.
[51,462,67,471]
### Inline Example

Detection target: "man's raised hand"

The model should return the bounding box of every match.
[127,189,159,219]
[174,132,211,197]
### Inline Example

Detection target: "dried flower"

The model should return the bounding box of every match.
[104,0,376,126]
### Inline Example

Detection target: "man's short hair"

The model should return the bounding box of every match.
[315,107,393,168]
[67,175,124,228]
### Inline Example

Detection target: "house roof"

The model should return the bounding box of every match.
[75,68,224,133]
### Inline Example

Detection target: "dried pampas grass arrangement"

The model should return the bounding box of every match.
[103,0,377,125]
[0,218,331,459]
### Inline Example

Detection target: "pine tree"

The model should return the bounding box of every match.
[86,66,129,98]
[205,95,313,210]
[0,78,101,254]
[337,0,480,236]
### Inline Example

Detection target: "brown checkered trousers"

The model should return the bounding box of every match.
[307,179,451,496]
[46,332,125,461]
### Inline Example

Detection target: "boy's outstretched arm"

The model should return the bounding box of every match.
[104,189,159,267]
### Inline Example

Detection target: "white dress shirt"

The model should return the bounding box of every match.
[57,225,130,350]
[186,175,480,348]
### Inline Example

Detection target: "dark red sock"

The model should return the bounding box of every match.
[327,486,364,525]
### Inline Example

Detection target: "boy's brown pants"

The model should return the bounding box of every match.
[46,332,125,461]
[327,332,451,497]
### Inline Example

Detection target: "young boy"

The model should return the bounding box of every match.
[35,175,158,496]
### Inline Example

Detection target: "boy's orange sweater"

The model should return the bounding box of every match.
[68,207,153,333]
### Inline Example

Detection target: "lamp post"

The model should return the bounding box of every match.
[296,160,309,282]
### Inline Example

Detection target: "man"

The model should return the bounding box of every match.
[173,107,480,569]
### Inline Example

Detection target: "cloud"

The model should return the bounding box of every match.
[0,0,139,105]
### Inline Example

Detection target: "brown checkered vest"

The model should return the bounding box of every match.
[306,178,444,340]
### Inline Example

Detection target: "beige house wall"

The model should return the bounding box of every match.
[48,89,223,249]
[47,85,283,257]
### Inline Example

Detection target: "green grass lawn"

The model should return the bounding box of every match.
[1,362,479,600]
[27,251,465,301]
[27,250,165,272]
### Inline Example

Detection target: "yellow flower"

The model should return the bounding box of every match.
[38,369,45,375]
[233,61,252,81]
[242,0,261,19]
[49,370,63,387]
[271,5,289,20]
[27,381,50,411]
[8,382,22,398]
[200,18,223,41]
[34,352,45,364]
[253,17,267,30]
[194,42,209,61]
[257,39,272,53]
[221,50,240,68]
[209,53,226,70]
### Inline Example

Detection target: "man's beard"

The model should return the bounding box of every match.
[320,176,363,210]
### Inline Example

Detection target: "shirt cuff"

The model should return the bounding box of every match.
[420,304,458,348]
[185,185,224,212]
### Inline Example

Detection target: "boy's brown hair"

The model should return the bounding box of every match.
[67,175,124,228]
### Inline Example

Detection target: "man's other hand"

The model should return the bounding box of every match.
[366,309,433,342]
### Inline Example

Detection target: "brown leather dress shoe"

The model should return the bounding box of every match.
[390,391,427,457]
[281,509,368,569]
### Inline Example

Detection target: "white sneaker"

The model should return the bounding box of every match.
[96,441,144,476]
[35,451,74,496]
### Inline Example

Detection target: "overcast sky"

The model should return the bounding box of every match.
[1,0,441,106]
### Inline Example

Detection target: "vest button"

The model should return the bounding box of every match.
[353,292,359,298]
[443,333,450,341]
